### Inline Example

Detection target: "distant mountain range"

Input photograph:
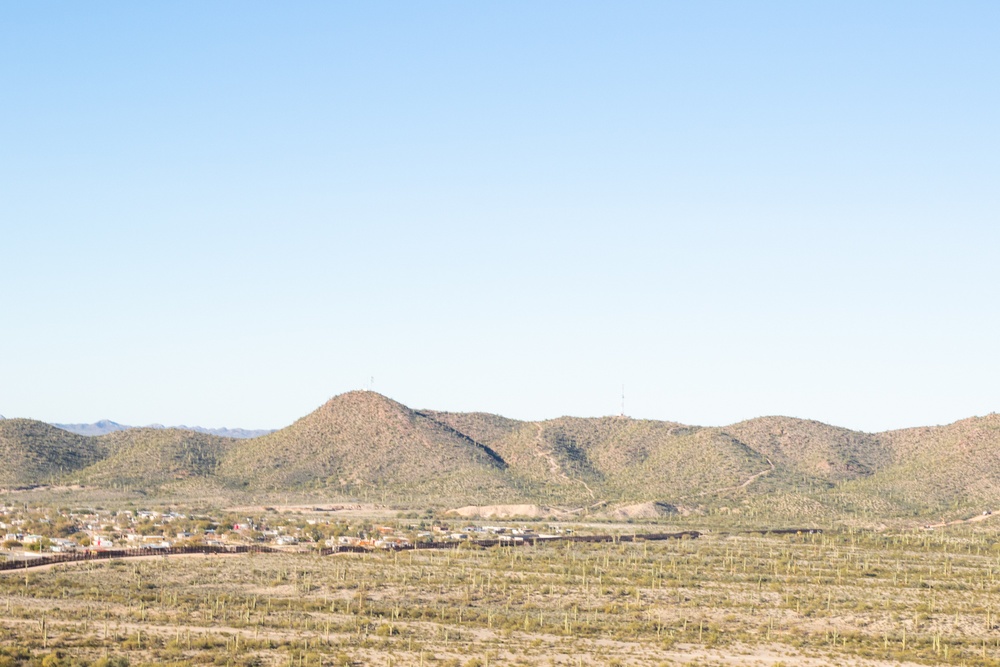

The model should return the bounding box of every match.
[52,420,273,439]
[2,391,999,522]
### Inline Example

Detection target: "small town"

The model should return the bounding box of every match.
[0,503,577,563]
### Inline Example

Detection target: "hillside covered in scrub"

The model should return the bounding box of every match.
[4,391,1000,520]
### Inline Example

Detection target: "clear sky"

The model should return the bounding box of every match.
[2,3,998,433]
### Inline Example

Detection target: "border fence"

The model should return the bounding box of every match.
[0,544,279,572]
[320,530,702,554]
[1,528,825,571]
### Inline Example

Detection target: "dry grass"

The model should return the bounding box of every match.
[6,524,1000,666]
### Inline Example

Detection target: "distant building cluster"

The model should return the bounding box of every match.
[0,504,577,561]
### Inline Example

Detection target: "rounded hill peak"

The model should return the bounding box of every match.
[218,390,514,498]
[721,415,889,482]
[322,390,408,409]
[310,391,416,426]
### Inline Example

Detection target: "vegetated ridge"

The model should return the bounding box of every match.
[3,391,1000,519]
[74,428,238,489]
[218,392,518,503]
[0,419,102,487]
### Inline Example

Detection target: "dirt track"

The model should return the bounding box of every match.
[924,510,1000,529]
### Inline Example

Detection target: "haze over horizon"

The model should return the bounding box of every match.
[3,3,998,433]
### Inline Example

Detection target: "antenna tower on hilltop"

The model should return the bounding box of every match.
[620,384,625,418]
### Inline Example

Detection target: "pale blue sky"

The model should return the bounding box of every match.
[2,3,998,432]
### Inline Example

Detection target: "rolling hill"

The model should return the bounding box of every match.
[73,428,237,489]
[0,419,104,487]
[424,413,776,504]
[3,393,1000,520]
[217,391,522,503]
[719,416,891,483]
[839,414,1000,513]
